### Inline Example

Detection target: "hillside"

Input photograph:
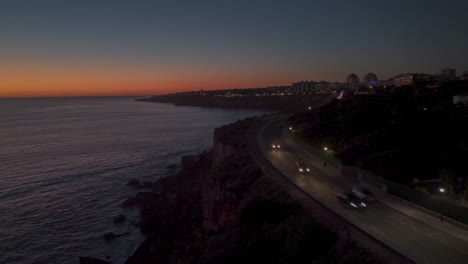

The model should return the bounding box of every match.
[288,85,468,196]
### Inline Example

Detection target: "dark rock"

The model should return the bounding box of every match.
[113,214,126,224]
[122,192,161,208]
[166,164,177,170]
[104,232,130,241]
[103,232,116,241]
[126,178,142,189]
[181,155,198,169]
[126,178,157,190]
[79,256,110,264]
[141,181,154,189]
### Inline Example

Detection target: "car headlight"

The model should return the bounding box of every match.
[299,168,303,172]
[306,168,310,172]
[350,203,358,208]
[278,145,281,148]
[361,202,367,207]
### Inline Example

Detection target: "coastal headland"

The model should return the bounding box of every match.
[137,93,330,111]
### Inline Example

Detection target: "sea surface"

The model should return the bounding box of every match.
[0,97,269,264]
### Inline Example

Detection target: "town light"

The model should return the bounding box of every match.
[323,147,328,151]
[439,187,445,193]
[289,127,292,130]
[308,106,312,110]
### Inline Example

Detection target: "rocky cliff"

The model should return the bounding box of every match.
[123,118,385,264]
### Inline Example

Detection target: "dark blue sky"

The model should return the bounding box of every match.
[1,0,467,96]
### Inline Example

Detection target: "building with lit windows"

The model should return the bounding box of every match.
[393,73,432,87]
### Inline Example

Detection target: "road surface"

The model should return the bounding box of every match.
[254,117,468,264]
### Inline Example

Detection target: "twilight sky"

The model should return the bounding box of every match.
[1,0,467,97]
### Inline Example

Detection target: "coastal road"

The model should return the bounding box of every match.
[253,117,468,264]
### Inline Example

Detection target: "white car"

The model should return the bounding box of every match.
[295,161,310,173]
[352,187,376,202]
[336,192,367,209]
[272,142,281,149]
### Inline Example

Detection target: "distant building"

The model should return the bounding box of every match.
[453,92,468,105]
[315,81,331,91]
[363,73,378,85]
[394,74,413,87]
[346,74,360,85]
[291,81,315,93]
[461,71,468,81]
[441,68,456,80]
[393,73,431,87]
[329,82,346,90]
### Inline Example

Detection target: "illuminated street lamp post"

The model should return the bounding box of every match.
[439,187,445,223]
[323,147,329,167]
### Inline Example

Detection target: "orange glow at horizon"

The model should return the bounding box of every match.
[0,66,292,98]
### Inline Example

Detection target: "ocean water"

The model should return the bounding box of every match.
[0,97,269,264]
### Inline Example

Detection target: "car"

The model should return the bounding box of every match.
[336,192,367,209]
[352,187,376,202]
[271,142,281,149]
[295,161,310,173]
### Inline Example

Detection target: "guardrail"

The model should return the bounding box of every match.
[361,169,468,226]
[291,130,468,227]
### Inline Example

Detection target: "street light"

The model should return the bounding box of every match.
[439,187,445,223]
[323,147,330,167]
[308,106,312,110]
[289,127,293,131]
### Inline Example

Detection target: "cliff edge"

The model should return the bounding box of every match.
[123,118,391,264]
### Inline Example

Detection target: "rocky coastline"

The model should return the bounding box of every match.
[136,94,329,111]
[82,117,406,264]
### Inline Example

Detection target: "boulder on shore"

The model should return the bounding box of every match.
[103,232,130,241]
[113,214,126,224]
[126,178,142,189]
